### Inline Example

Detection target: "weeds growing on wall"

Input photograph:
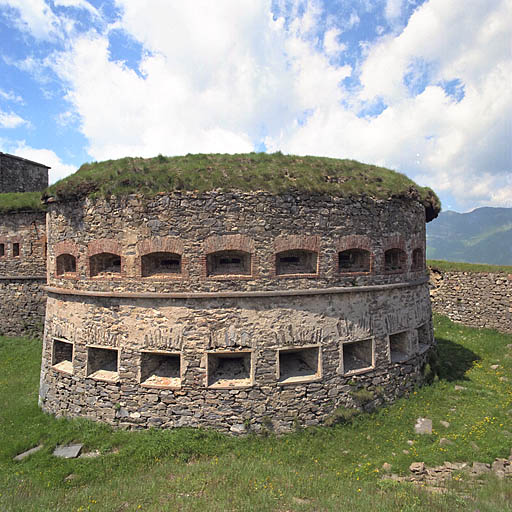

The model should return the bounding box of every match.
[0,314,511,511]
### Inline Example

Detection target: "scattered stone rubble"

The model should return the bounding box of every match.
[382,448,512,490]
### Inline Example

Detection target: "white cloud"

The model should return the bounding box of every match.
[0,0,100,40]
[268,0,512,209]
[0,0,60,39]
[46,0,351,161]
[55,109,79,127]
[347,11,360,29]
[323,28,346,56]
[0,109,29,128]
[0,88,23,103]
[385,0,404,20]
[2,141,76,183]
[53,0,100,18]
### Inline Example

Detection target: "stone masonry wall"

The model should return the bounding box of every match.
[0,210,47,338]
[0,211,47,276]
[40,283,433,433]
[0,278,46,337]
[0,152,49,193]
[46,192,427,293]
[430,269,512,334]
[40,191,434,433]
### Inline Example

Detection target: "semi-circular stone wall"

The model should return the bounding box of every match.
[39,191,435,433]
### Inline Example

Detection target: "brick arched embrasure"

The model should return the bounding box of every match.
[202,235,257,279]
[136,237,186,278]
[273,235,320,277]
[409,234,426,272]
[382,235,407,273]
[87,239,125,277]
[54,240,79,277]
[335,235,373,274]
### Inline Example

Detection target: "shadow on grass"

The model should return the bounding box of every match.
[434,336,480,382]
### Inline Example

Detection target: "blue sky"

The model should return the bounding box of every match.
[0,0,510,212]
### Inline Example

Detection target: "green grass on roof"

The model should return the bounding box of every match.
[44,153,440,218]
[428,259,512,274]
[0,191,45,214]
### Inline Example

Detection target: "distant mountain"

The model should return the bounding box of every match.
[426,207,512,265]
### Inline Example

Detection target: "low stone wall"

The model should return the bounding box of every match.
[430,269,512,334]
[0,277,46,337]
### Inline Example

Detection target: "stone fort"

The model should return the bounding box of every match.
[2,152,445,433]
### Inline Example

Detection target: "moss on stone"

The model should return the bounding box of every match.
[44,153,440,220]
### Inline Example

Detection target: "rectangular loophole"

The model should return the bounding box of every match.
[278,346,320,384]
[0,243,4,257]
[12,243,20,257]
[342,339,373,373]
[140,351,181,388]
[389,331,410,362]
[207,352,252,388]
[87,346,119,382]
[52,338,73,374]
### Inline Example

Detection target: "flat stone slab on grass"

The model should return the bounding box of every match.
[414,417,432,435]
[14,445,43,461]
[53,444,83,459]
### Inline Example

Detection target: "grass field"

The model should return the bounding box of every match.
[1,315,511,511]
[428,260,512,274]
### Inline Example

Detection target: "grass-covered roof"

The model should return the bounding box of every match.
[0,191,46,214]
[43,153,439,220]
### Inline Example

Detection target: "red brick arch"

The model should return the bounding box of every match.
[136,237,186,278]
[336,235,373,274]
[202,235,256,279]
[87,239,125,277]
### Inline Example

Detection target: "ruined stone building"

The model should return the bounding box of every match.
[2,152,509,433]
[37,154,440,433]
[0,153,49,336]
